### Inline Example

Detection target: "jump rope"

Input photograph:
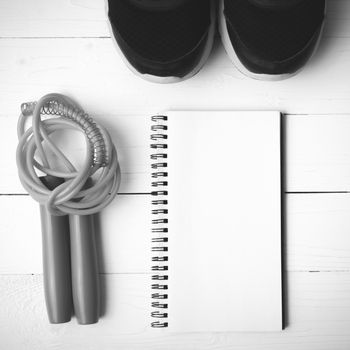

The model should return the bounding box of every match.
[16,93,121,324]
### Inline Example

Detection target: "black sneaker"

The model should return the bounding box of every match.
[219,0,326,80]
[106,0,215,83]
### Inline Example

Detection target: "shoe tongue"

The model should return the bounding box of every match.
[248,0,305,10]
[128,0,189,11]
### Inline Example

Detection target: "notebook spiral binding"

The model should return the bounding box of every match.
[150,115,169,329]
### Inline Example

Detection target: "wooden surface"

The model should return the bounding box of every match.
[1,0,350,349]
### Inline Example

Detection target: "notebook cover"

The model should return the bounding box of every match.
[150,111,282,332]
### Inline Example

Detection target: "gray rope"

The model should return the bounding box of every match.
[16,93,121,216]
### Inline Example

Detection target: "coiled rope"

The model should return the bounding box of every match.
[16,93,121,216]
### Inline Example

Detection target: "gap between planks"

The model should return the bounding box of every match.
[2,192,350,196]
[2,270,350,276]
[0,36,111,39]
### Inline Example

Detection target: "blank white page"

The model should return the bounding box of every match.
[166,111,282,332]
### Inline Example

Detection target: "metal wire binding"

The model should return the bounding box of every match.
[150,115,168,329]
[21,99,108,167]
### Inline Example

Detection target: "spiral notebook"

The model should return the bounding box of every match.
[150,111,282,332]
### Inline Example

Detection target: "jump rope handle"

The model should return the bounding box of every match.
[40,176,72,324]
[69,178,100,324]
[40,176,100,324]
[70,214,100,324]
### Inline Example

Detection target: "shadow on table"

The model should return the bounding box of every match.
[310,0,348,67]
[281,115,288,329]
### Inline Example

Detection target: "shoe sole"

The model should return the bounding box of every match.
[218,0,327,81]
[105,0,216,84]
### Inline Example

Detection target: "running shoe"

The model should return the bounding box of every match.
[219,0,326,80]
[106,0,216,83]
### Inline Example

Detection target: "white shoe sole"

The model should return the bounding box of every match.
[105,0,216,84]
[218,0,326,81]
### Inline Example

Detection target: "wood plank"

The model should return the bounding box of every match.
[1,34,350,193]
[0,0,109,38]
[0,194,150,274]
[6,112,350,194]
[0,35,349,118]
[286,115,350,192]
[2,193,350,274]
[0,0,348,38]
[1,272,350,350]
[286,194,350,272]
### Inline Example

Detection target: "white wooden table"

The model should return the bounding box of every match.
[1,1,350,349]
